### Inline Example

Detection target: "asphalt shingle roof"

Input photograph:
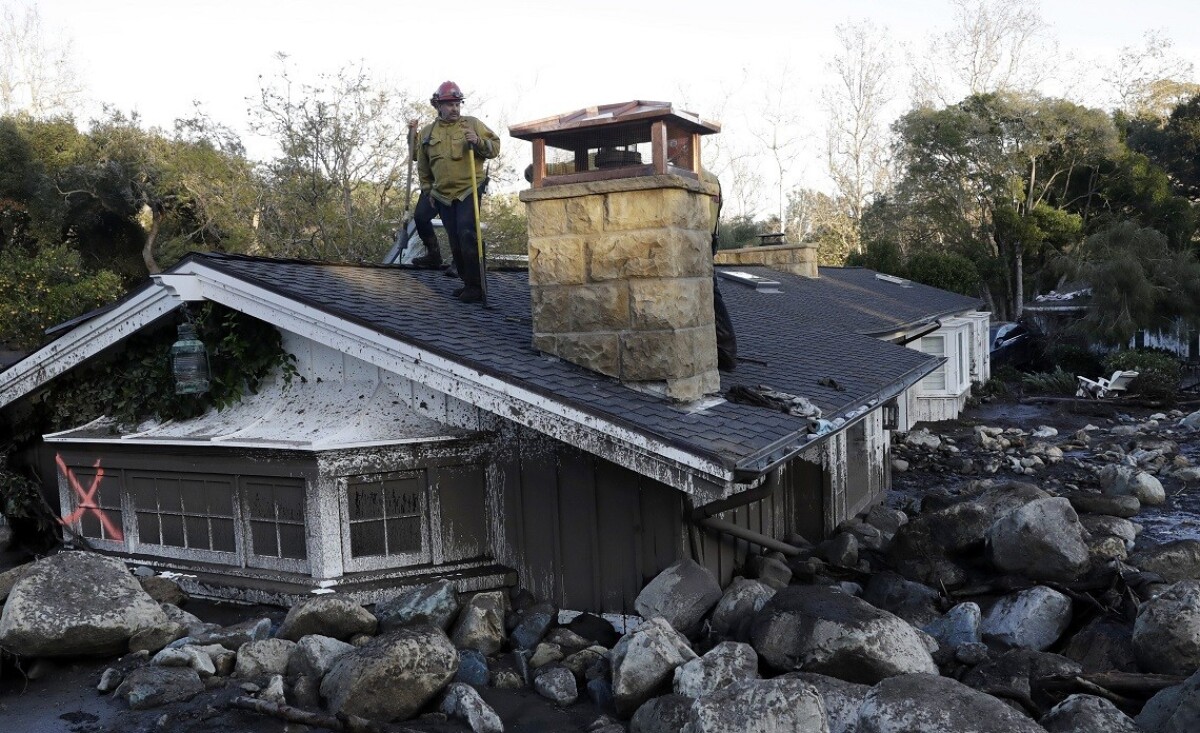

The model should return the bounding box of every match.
[186,254,963,472]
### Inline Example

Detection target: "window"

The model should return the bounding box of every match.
[70,465,123,544]
[341,471,429,572]
[243,478,308,562]
[919,335,947,391]
[131,474,236,554]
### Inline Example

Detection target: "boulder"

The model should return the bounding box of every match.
[819,533,859,568]
[450,591,508,656]
[634,560,722,637]
[1136,668,1200,733]
[530,642,563,668]
[159,603,215,637]
[672,642,758,699]
[855,673,1045,733]
[563,646,607,680]
[708,578,775,639]
[962,649,1080,707]
[1100,465,1166,506]
[744,554,793,589]
[194,643,236,676]
[567,612,620,648]
[862,572,943,627]
[152,645,215,677]
[631,693,692,733]
[455,648,490,687]
[0,551,169,657]
[441,682,503,733]
[987,497,1090,582]
[749,585,937,683]
[905,429,941,449]
[780,672,869,733]
[233,638,297,679]
[128,621,187,654]
[1040,693,1141,733]
[179,617,272,650]
[114,665,204,710]
[1178,410,1200,431]
[1133,579,1200,675]
[864,505,907,543]
[1067,493,1140,519]
[544,627,593,653]
[682,678,829,733]
[533,664,578,705]
[287,634,355,680]
[981,586,1072,651]
[0,562,32,604]
[321,626,458,722]
[510,601,556,650]
[1061,618,1137,673]
[922,602,981,652]
[1131,540,1200,583]
[136,576,187,606]
[611,617,698,717]
[374,580,460,632]
[276,597,377,641]
[1078,514,1137,549]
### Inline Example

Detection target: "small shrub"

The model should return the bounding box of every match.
[1021,367,1077,394]
[1041,342,1104,380]
[1102,349,1181,400]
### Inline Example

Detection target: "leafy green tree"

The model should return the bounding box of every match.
[480,192,526,256]
[0,243,122,349]
[904,251,981,295]
[1061,220,1200,346]
[1128,94,1200,203]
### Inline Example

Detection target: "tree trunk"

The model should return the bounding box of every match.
[1014,241,1024,319]
[141,205,162,275]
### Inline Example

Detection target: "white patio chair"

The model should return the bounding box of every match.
[1076,370,1139,399]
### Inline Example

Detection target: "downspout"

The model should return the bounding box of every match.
[689,480,805,557]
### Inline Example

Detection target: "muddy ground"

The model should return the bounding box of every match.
[3,394,1199,732]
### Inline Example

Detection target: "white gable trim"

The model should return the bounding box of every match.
[0,286,180,409]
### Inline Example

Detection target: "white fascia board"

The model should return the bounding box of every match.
[42,434,458,451]
[170,262,734,497]
[0,287,180,409]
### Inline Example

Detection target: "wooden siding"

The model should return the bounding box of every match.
[494,426,829,613]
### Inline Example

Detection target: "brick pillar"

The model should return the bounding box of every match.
[520,175,719,402]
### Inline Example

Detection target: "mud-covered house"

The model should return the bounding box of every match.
[0,102,984,613]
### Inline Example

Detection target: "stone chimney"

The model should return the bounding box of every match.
[512,102,721,402]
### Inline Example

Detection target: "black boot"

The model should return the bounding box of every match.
[411,235,442,269]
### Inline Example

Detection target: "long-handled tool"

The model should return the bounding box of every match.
[467,146,488,307]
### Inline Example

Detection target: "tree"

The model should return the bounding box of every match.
[1103,30,1199,120]
[1062,220,1200,345]
[1128,94,1200,203]
[785,188,858,265]
[0,1,82,117]
[745,64,809,235]
[908,0,1058,109]
[0,243,122,349]
[822,19,895,236]
[251,58,422,262]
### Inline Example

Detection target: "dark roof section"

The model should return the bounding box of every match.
[185,253,943,474]
[752,266,985,337]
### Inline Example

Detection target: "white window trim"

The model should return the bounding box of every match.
[912,320,973,397]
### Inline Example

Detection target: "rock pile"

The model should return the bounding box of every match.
[6,408,1200,730]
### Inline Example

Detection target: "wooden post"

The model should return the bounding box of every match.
[652,121,667,175]
[532,138,546,188]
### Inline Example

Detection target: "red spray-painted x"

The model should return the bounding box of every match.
[56,453,124,542]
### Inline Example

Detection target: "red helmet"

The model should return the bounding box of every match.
[431,81,465,104]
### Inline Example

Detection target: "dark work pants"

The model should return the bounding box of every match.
[434,196,482,288]
[413,191,437,244]
[712,235,737,369]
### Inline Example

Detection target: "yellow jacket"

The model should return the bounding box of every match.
[417,116,500,205]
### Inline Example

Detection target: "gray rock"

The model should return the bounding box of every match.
[905,429,941,449]
[562,646,606,680]
[682,678,829,733]
[744,554,793,589]
[611,617,698,717]
[1178,410,1200,430]
[530,642,563,668]
[1068,493,1141,518]
[631,693,692,733]
[287,634,355,679]
[0,562,32,604]
[1061,618,1137,673]
[842,520,886,552]
[441,682,504,733]
[956,642,990,665]
[981,586,1072,651]
[261,674,287,704]
[456,648,490,687]
[1137,667,1200,733]
[159,603,215,637]
[152,645,216,677]
[749,585,937,683]
[233,638,297,679]
[511,601,556,650]
[179,617,272,650]
[1040,693,1141,732]
[708,578,775,639]
[820,533,860,568]
[137,576,187,606]
[962,649,1080,706]
[321,626,458,722]
[1131,539,1200,582]
[128,621,187,654]
[1130,472,1166,506]
[276,597,377,641]
[1100,465,1166,505]
[672,641,758,699]
[114,666,203,710]
[1133,579,1200,675]
[0,524,11,554]
[987,497,1090,582]
[0,552,170,658]
[862,572,943,627]
[534,665,578,705]
[545,627,593,652]
[1079,515,1137,549]
[451,591,508,656]
[865,505,907,542]
[922,602,982,652]
[780,672,869,733]
[634,560,722,637]
[856,673,1045,733]
[375,580,460,632]
[193,643,236,676]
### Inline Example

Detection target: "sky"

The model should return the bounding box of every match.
[28,0,1200,216]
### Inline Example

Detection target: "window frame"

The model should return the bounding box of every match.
[338,470,432,573]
